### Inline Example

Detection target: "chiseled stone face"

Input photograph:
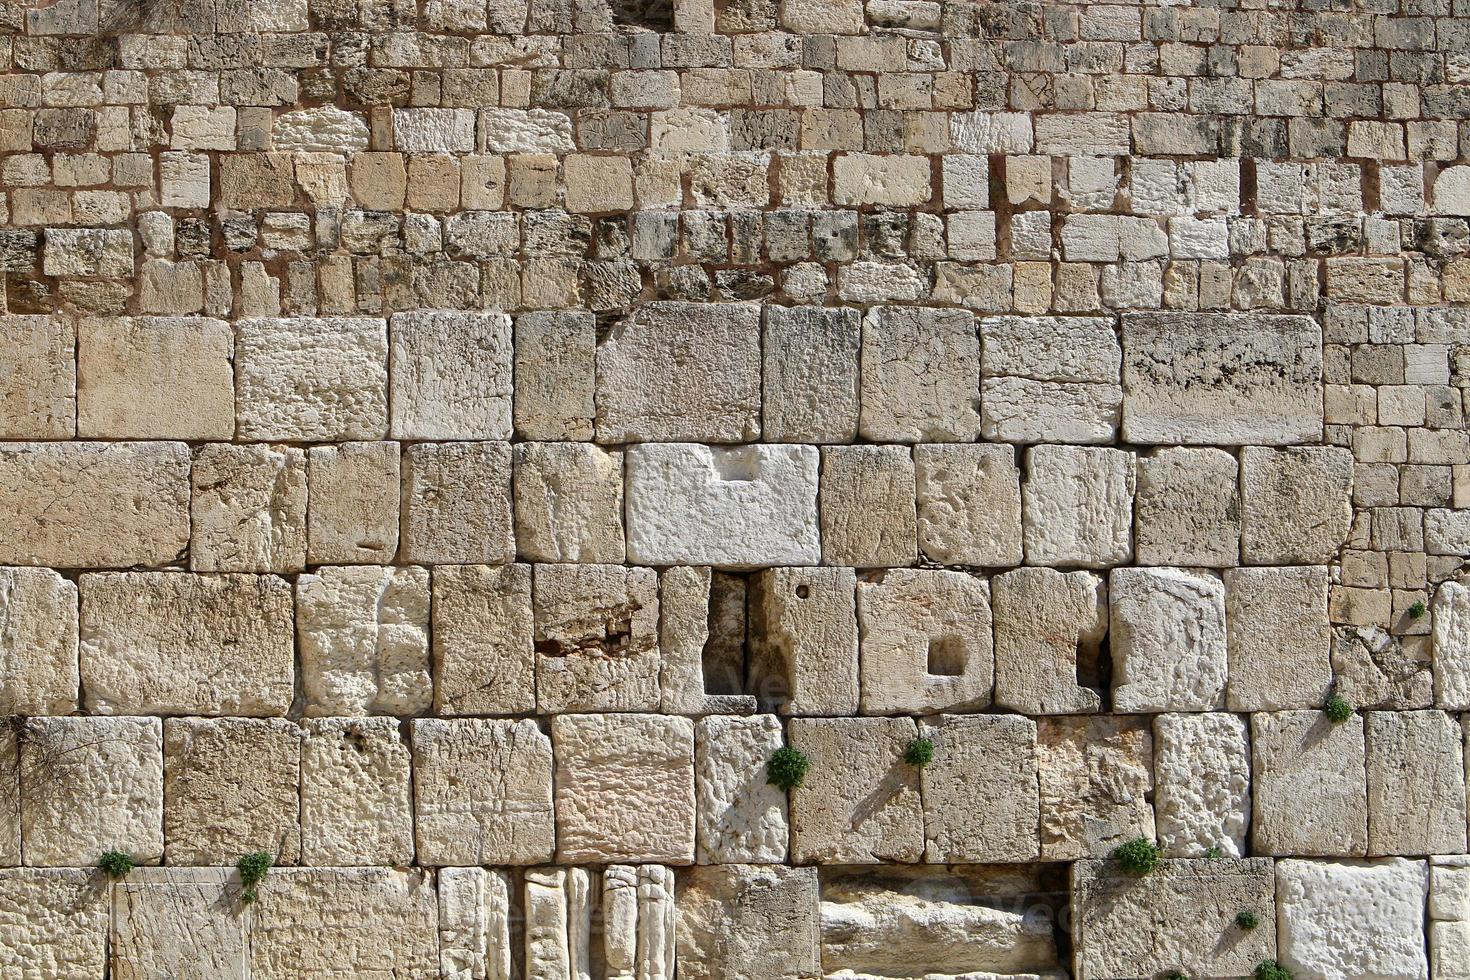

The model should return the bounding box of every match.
[914,443,1024,567]
[920,713,1039,862]
[857,569,993,715]
[675,865,820,980]
[111,869,246,980]
[0,316,74,440]
[513,442,626,563]
[190,443,308,574]
[533,563,659,713]
[992,566,1106,715]
[1038,715,1155,860]
[747,565,860,717]
[389,310,513,440]
[1226,566,1334,711]
[401,441,515,565]
[1277,858,1429,980]
[0,567,77,716]
[818,444,917,568]
[77,317,235,440]
[300,717,414,867]
[1134,447,1241,568]
[694,714,789,864]
[762,305,861,443]
[236,318,388,441]
[1109,567,1228,713]
[432,563,536,716]
[1252,710,1368,858]
[1022,444,1135,569]
[1153,712,1251,858]
[1241,446,1355,565]
[1366,710,1467,857]
[305,442,400,565]
[0,869,108,977]
[858,305,981,443]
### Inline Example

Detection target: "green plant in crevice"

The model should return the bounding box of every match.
[1235,909,1260,930]
[1408,600,1427,619]
[1254,961,1292,980]
[98,850,135,880]
[1161,971,1189,980]
[237,851,273,905]
[1323,694,1354,724]
[903,737,934,768]
[1111,836,1160,876]
[1203,845,1223,859]
[766,746,811,792]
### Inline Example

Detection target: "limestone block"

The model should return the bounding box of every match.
[236,317,389,441]
[1121,312,1323,444]
[695,714,788,864]
[781,0,862,32]
[394,107,475,152]
[389,310,513,440]
[819,445,917,567]
[534,563,660,713]
[748,566,860,716]
[1038,716,1155,860]
[1022,445,1135,568]
[1431,856,1470,980]
[0,441,190,568]
[163,717,302,865]
[604,865,638,978]
[401,441,515,564]
[80,572,294,716]
[1241,447,1354,564]
[0,316,74,438]
[412,718,555,866]
[1135,447,1241,567]
[914,444,1024,566]
[305,442,400,564]
[1072,858,1277,980]
[980,315,1121,443]
[762,305,861,443]
[788,716,923,864]
[833,154,932,207]
[564,154,635,212]
[513,310,595,441]
[0,567,78,716]
[432,564,535,716]
[111,869,246,980]
[921,714,1039,862]
[439,867,513,980]
[859,306,981,442]
[300,717,413,867]
[992,567,1106,715]
[1226,566,1333,710]
[981,376,1122,444]
[247,869,439,978]
[595,302,761,443]
[42,227,133,277]
[1434,580,1470,709]
[1332,626,1433,711]
[1153,712,1251,858]
[524,867,572,980]
[513,442,626,563]
[1252,710,1368,857]
[1110,567,1228,713]
[1366,710,1466,857]
[553,713,696,864]
[19,716,161,866]
[637,865,675,980]
[273,106,369,153]
[77,316,234,439]
[676,865,820,980]
[657,565,757,717]
[625,443,820,567]
[191,443,307,574]
[480,108,576,153]
[857,569,993,715]
[1277,858,1429,980]
[0,869,107,978]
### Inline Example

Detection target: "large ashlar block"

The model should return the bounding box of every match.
[401,441,515,564]
[859,305,981,442]
[1022,444,1135,568]
[389,310,513,439]
[748,566,860,716]
[296,565,430,716]
[1121,312,1323,444]
[1135,447,1241,567]
[81,572,294,716]
[1277,858,1429,980]
[1226,566,1333,710]
[438,867,513,980]
[1367,710,1466,857]
[0,316,74,439]
[762,305,861,443]
[534,563,660,713]
[595,302,761,443]
[1153,712,1251,858]
[513,442,626,563]
[191,444,307,574]
[1038,715,1155,860]
[553,713,696,864]
[111,869,246,979]
[19,716,162,866]
[0,870,107,977]
[676,865,820,980]
[915,443,1024,566]
[1241,446,1354,565]
[0,567,77,715]
[300,717,414,867]
[1434,580,1470,709]
[412,718,555,866]
[1110,567,1228,713]
[236,318,388,440]
[305,442,400,564]
[1072,858,1277,980]
[992,567,1106,714]
[921,714,1039,862]
[77,317,234,439]
[1252,710,1368,857]
[659,566,758,716]
[163,717,302,865]
[432,564,535,716]
[788,716,923,864]
[857,569,993,714]
[0,441,190,568]
[819,445,917,567]
[695,715,788,864]
[513,309,596,441]
[980,315,1122,443]
[625,443,820,567]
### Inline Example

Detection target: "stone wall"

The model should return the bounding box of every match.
[0,0,1467,975]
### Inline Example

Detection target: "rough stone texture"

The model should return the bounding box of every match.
[859,305,981,442]
[920,713,1039,862]
[914,443,1025,567]
[1038,716,1155,860]
[1277,858,1429,980]
[695,714,789,864]
[1135,447,1241,567]
[300,717,414,866]
[789,716,923,864]
[993,567,1106,715]
[432,563,535,716]
[763,305,861,443]
[819,444,917,567]
[1431,856,1470,980]
[111,869,246,980]
[389,310,513,439]
[1252,711,1368,858]
[236,318,389,441]
[658,565,758,717]
[439,867,512,980]
[533,563,660,713]
[1366,710,1467,857]
[676,864,820,980]
[305,442,400,564]
[513,441,625,563]
[514,310,595,441]
[1022,445,1135,568]
[0,567,77,716]
[0,316,74,439]
[980,315,1122,444]
[1432,580,1470,709]
[77,316,234,439]
[401,441,516,564]
[0,869,108,977]
[1153,712,1252,858]
[1110,567,1228,713]
[748,565,860,716]
[191,443,308,573]
[1241,446,1355,565]
[1226,566,1334,711]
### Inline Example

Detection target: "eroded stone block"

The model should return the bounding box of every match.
[915,443,1024,567]
[1022,445,1135,568]
[305,442,400,565]
[514,310,596,441]
[513,442,625,563]
[534,563,660,713]
[1277,858,1428,980]
[432,564,535,716]
[1366,710,1466,857]
[859,306,981,442]
[762,305,861,443]
[695,714,788,864]
[857,569,993,715]
[1038,716,1154,860]
[1110,567,1228,713]
[921,713,1039,862]
[0,316,74,439]
[0,567,77,716]
[1135,447,1241,567]
[789,716,923,864]
[676,865,820,980]
[402,441,515,564]
[980,315,1121,443]
[191,444,307,574]
[111,869,246,980]
[389,310,513,439]
[438,867,512,980]
[993,567,1106,715]
[236,318,388,441]
[1226,566,1333,711]
[819,445,916,567]
[1153,712,1251,858]
[1252,710,1368,857]
[0,869,107,977]
[77,316,233,439]
[748,566,860,716]
[1434,580,1470,709]
[1241,446,1354,565]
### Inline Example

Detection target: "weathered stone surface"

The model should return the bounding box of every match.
[915,443,1025,566]
[274,106,370,152]
[1135,447,1241,567]
[191,443,307,573]
[77,316,234,439]
[1366,710,1466,857]
[432,563,535,716]
[439,867,512,980]
[80,572,294,716]
[1433,580,1470,709]
[1022,445,1135,568]
[300,717,414,867]
[789,716,923,864]
[514,310,596,441]
[0,567,77,716]
[523,866,573,980]
[658,565,758,717]
[1431,856,1470,980]
[857,569,993,714]
[0,442,190,568]
[763,305,861,443]
[695,714,788,864]
[1121,312,1324,445]
[0,316,74,439]
[1241,446,1354,565]
[513,442,626,563]
[921,713,1039,862]
[534,563,660,713]
[596,302,762,443]
[1038,716,1155,860]
[676,865,820,980]
[389,310,513,439]
[859,306,981,442]
[1252,710,1368,857]
[1110,567,1228,713]
[1277,858,1429,980]
[305,442,400,564]
[554,713,696,864]
[1154,712,1251,858]
[1333,627,1433,711]
[0,869,107,977]
[748,566,860,716]
[1226,566,1333,711]
[111,869,246,980]
[992,567,1106,715]
[1072,858,1277,980]
[980,315,1121,443]
[625,443,820,567]
[401,441,516,564]
[236,318,389,441]
[819,445,917,567]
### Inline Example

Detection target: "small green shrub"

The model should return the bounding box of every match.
[1203,845,1223,859]
[1323,694,1354,724]
[1112,837,1160,876]
[903,737,934,767]
[1408,600,1427,620]
[237,851,273,904]
[1162,971,1189,980]
[766,746,811,791]
[1236,909,1260,930]
[98,850,134,880]
[1254,961,1292,980]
